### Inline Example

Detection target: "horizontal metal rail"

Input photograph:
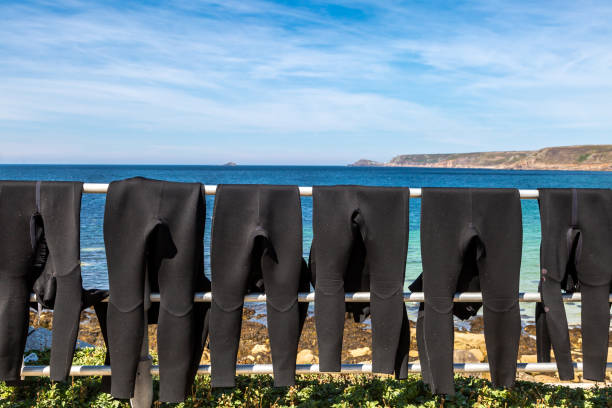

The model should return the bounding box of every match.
[82,183,540,198]
[30,291,611,303]
[20,363,612,377]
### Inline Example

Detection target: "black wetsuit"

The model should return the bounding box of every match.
[0,181,107,384]
[103,177,210,403]
[419,188,522,395]
[311,186,410,376]
[536,188,612,381]
[209,185,304,388]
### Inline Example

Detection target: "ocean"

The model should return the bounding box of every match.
[2,164,612,325]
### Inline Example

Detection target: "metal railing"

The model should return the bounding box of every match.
[82,183,541,198]
[21,363,612,377]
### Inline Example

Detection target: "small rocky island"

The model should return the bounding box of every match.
[350,145,612,171]
[223,162,237,166]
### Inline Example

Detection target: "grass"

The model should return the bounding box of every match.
[1,348,611,407]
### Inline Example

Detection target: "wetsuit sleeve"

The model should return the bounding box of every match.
[40,182,84,382]
[536,189,575,380]
[535,296,552,363]
[537,274,574,380]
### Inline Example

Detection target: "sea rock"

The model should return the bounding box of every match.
[251,344,270,354]
[26,327,92,351]
[349,159,382,167]
[200,350,210,363]
[519,354,538,363]
[296,349,318,364]
[349,347,370,358]
[454,332,487,354]
[467,348,485,362]
[534,374,559,383]
[453,349,481,363]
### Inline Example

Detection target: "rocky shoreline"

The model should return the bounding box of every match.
[29,308,612,385]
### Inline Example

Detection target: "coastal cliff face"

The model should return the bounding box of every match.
[351,145,612,171]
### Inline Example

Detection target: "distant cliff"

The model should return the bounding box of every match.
[350,145,612,171]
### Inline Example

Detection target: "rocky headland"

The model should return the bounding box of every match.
[350,145,612,171]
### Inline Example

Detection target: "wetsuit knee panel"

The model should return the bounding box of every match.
[266,296,298,313]
[575,264,612,287]
[211,296,244,313]
[315,278,344,296]
[370,280,403,300]
[425,297,454,314]
[159,301,194,318]
[483,297,518,313]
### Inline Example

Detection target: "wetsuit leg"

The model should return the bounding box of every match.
[420,188,469,395]
[411,262,483,386]
[259,186,302,386]
[0,182,35,382]
[210,185,259,387]
[534,287,552,360]
[415,304,433,386]
[473,189,522,388]
[394,306,410,380]
[312,187,356,372]
[538,276,574,379]
[358,186,410,375]
[573,189,612,381]
[92,301,112,392]
[155,181,207,402]
[536,189,574,379]
[580,283,610,381]
[39,182,85,382]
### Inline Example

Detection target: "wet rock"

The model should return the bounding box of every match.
[349,347,370,358]
[519,354,538,363]
[454,332,487,356]
[200,349,210,364]
[296,349,318,364]
[251,344,270,354]
[534,374,559,383]
[453,349,481,363]
[467,348,485,362]
[26,327,92,351]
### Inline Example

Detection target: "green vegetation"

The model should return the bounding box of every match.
[577,153,591,162]
[1,348,611,407]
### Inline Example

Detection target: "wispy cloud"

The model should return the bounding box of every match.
[0,0,611,163]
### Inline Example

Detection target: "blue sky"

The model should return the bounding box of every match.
[1,0,611,164]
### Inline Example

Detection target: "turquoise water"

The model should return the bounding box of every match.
[2,165,611,324]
